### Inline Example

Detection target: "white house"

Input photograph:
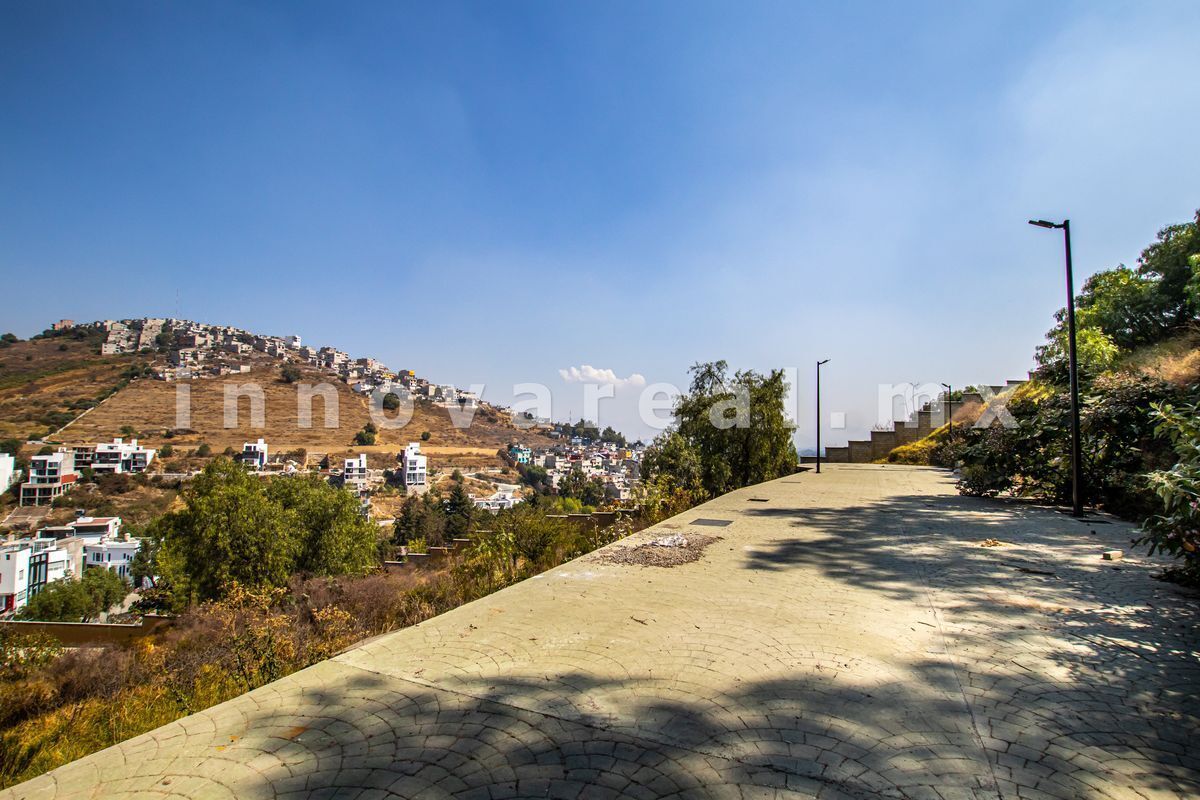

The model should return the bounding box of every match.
[474,489,522,512]
[1,538,72,613]
[237,439,269,470]
[89,438,156,474]
[19,450,79,506]
[0,453,17,494]
[68,516,123,542]
[344,454,369,493]
[400,443,427,489]
[83,538,142,583]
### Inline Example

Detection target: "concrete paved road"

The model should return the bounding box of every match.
[6,465,1198,799]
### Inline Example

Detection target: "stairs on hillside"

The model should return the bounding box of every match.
[824,381,1026,464]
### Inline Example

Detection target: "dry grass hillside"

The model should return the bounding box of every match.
[0,333,141,441]
[1119,330,1200,386]
[53,359,555,468]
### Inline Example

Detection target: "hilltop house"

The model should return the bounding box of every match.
[19,450,79,506]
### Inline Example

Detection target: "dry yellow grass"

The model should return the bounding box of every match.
[1119,332,1200,386]
[0,336,140,440]
[55,361,554,465]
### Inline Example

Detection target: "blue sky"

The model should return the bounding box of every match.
[2,1,1199,445]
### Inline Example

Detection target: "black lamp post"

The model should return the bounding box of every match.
[816,359,829,474]
[1029,218,1084,517]
[941,382,952,435]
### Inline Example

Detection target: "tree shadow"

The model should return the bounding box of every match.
[10,491,1199,800]
[738,493,1200,798]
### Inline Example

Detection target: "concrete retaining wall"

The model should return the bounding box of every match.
[0,615,176,647]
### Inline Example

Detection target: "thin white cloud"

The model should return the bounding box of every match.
[558,365,647,387]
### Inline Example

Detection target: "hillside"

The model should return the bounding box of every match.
[1119,330,1200,386]
[55,359,554,467]
[0,332,143,441]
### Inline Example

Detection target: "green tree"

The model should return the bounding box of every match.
[382,393,401,411]
[1137,210,1200,329]
[420,430,431,442]
[19,569,129,622]
[154,460,299,603]
[354,429,376,446]
[153,462,378,605]
[280,364,302,384]
[1136,399,1200,585]
[668,360,798,497]
[444,480,474,538]
[266,476,377,577]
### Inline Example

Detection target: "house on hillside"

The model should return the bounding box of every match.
[19,450,79,506]
[237,439,269,470]
[0,454,17,494]
[83,538,141,582]
[474,489,522,512]
[400,443,427,492]
[343,454,369,494]
[0,538,72,613]
[67,516,123,542]
[86,438,156,474]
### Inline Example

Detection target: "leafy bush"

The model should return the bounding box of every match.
[147,459,379,606]
[18,569,130,622]
[1136,400,1200,585]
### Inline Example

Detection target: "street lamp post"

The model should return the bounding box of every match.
[941,383,952,435]
[816,359,829,474]
[1029,218,1084,517]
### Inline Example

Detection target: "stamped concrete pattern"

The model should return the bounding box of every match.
[6,465,1199,799]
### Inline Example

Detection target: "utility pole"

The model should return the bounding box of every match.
[816,359,829,473]
[1029,218,1084,516]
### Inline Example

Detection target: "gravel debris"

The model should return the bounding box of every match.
[596,533,722,568]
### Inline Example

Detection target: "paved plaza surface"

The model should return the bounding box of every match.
[6,465,1199,799]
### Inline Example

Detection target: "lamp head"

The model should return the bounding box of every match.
[1028,219,1059,229]
[817,359,829,366]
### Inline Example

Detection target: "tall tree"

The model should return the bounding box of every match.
[668,360,798,497]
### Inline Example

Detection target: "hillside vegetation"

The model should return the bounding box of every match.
[0,337,552,468]
[942,209,1200,582]
[0,330,142,441]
